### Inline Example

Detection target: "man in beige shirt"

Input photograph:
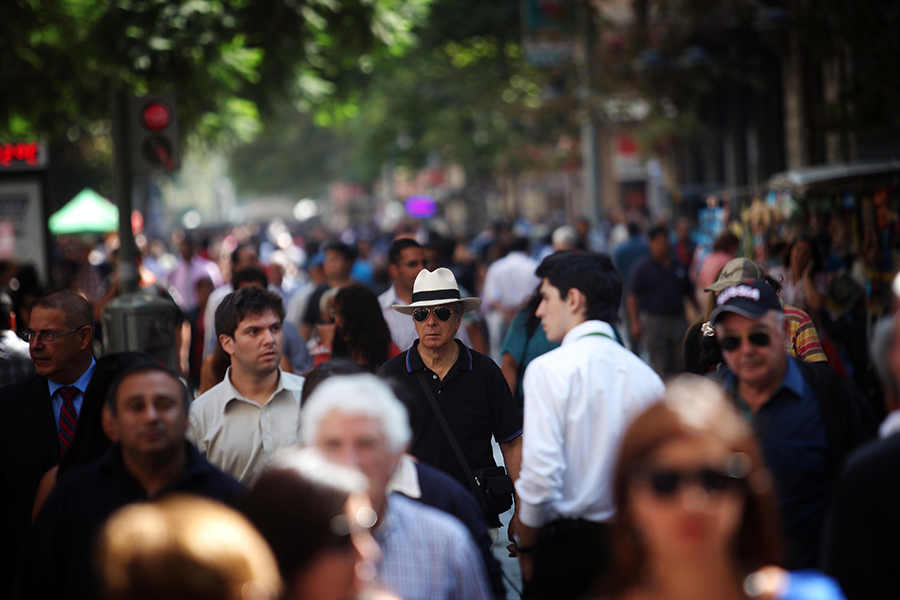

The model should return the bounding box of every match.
[187,286,304,484]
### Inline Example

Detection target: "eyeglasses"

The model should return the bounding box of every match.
[399,260,427,269]
[717,329,772,352]
[412,306,455,322]
[22,326,85,344]
[632,466,747,499]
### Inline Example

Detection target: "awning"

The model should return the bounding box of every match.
[48,188,119,235]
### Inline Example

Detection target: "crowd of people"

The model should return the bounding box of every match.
[0,211,896,600]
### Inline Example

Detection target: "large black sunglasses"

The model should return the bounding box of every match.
[717,330,772,352]
[633,467,747,498]
[412,306,455,323]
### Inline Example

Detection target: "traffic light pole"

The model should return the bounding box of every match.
[111,89,138,295]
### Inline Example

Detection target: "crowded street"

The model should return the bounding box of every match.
[1,1,898,599]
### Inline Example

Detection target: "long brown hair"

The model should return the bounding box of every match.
[604,375,782,596]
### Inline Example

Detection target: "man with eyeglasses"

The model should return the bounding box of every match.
[379,268,523,533]
[711,280,876,569]
[0,290,96,599]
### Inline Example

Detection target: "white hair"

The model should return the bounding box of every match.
[552,225,579,250]
[269,446,368,495]
[300,374,412,453]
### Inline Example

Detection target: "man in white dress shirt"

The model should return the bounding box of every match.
[188,286,304,485]
[513,251,664,600]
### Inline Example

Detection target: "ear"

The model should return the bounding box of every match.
[79,326,93,351]
[388,263,399,280]
[219,334,235,357]
[567,287,587,317]
[102,406,118,442]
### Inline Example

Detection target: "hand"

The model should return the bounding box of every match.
[518,553,536,582]
[802,260,813,280]
[317,323,336,346]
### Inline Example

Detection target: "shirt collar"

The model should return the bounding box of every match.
[780,356,806,397]
[99,441,211,492]
[222,367,298,410]
[560,320,615,347]
[387,454,421,499]
[406,339,472,373]
[879,410,900,439]
[47,357,97,397]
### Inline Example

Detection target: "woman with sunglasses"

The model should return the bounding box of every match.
[595,375,845,600]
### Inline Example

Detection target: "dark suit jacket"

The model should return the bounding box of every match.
[0,375,59,600]
[821,430,900,600]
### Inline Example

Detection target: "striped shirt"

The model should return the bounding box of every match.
[784,305,826,363]
[373,493,492,600]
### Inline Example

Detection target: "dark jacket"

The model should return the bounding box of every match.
[12,443,244,600]
[0,375,59,600]
[821,430,900,600]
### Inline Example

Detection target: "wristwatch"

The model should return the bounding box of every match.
[511,534,536,554]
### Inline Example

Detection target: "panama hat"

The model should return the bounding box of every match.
[392,268,482,315]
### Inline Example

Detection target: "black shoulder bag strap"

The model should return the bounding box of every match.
[414,369,483,501]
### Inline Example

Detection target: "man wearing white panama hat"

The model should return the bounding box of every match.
[379,268,523,531]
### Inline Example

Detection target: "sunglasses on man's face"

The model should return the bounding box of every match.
[412,306,455,323]
[717,329,772,352]
[632,466,746,499]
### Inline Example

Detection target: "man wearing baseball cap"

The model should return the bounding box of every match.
[712,280,876,569]
[703,257,826,364]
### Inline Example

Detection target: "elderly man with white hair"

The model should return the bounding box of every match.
[300,373,493,600]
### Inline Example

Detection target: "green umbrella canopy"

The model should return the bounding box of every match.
[48,188,119,235]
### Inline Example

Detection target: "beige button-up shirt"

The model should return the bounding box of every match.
[187,368,305,485]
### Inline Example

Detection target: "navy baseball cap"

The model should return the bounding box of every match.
[710,280,782,325]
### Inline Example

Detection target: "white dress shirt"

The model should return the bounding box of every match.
[516,320,665,527]
[481,251,539,311]
[378,285,471,353]
[187,368,304,485]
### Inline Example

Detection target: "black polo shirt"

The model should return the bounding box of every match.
[379,340,522,494]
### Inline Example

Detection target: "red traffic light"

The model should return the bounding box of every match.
[141,102,171,131]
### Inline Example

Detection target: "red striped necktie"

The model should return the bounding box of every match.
[58,386,79,458]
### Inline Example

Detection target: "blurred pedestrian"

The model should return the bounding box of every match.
[499,285,559,411]
[768,237,828,321]
[711,281,876,567]
[315,284,399,372]
[0,291,33,387]
[514,251,664,599]
[821,314,900,599]
[242,448,380,600]
[13,361,243,600]
[168,237,223,314]
[482,237,540,361]
[300,240,356,342]
[301,374,493,600]
[626,225,697,377]
[694,231,740,307]
[379,238,428,352]
[596,375,845,600]
[96,495,281,600]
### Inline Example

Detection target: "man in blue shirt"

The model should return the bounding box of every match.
[711,280,876,568]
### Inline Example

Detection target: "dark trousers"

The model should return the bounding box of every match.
[523,519,611,600]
